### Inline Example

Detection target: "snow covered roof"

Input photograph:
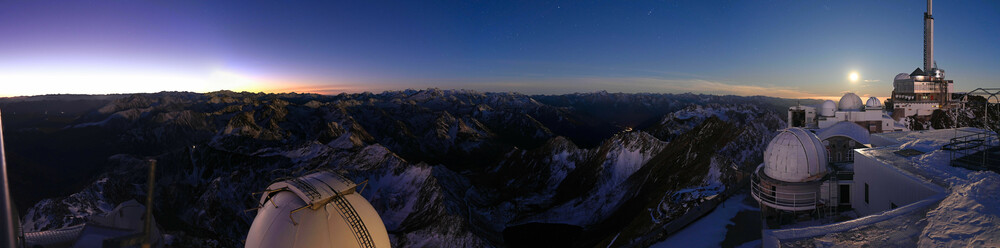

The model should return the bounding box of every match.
[763,128,829,182]
[838,93,863,111]
[871,128,981,148]
[816,121,870,144]
[853,128,1000,247]
[894,73,912,81]
[22,200,163,247]
[772,128,1000,247]
[246,170,391,248]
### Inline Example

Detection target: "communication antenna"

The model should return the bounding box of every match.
[924,0,934,72]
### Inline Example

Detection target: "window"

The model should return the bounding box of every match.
[771,186,776,198]
[865,183,870,204]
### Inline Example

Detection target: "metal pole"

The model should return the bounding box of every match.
[0,109,18,248]
[144,159,156,248]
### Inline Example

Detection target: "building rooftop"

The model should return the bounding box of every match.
[862,128,985,186]
[773,128,1000,247]
[816,121,871,144]
[763,128,829,182]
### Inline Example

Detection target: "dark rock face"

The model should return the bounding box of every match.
[1,90,790,247]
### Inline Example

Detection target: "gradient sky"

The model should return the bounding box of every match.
[1,0,998,99]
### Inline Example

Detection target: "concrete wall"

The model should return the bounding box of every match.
[851,150,945,216]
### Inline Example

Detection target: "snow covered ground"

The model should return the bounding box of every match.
[772,128,1000,247]
[651,194,758,248]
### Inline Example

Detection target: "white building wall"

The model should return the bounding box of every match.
[816,110,894,133]
[851,151,945,216]
[895,102,939,116]
[788,106,817,128]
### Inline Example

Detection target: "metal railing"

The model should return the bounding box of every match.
[945,130,1000,169]
[287,178,322,201]
[750,173,818,210]
[330,190,376,248]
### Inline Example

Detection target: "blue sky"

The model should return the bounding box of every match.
[0,0,997,98]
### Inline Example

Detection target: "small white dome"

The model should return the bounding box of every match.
[763,128,829,182]
[865,97,883,109]
[894,73,911,81]
[246,171,391,248]
[838,93,863,111]
[820,100,836,117]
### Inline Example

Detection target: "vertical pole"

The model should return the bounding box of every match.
[923,0,934,73]
[143,159,156,248]
[0,109,17,248]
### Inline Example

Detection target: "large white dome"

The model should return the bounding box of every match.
[763,128,829,182]
[865,97,883,109]
[838,93,863,111]
[820,100,836,117]
[246,171,391,248]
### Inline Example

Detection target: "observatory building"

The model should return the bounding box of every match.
[245,170,391,248]
[889,0,961,120]
[751,128,854,229]
[754,126,999,247]
[788,92,905,133]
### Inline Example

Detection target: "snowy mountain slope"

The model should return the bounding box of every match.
[7,90,789,247]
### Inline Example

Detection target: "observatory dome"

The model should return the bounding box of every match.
[820,100,836,117]
[763,128,829,182]
[865,97,883,109]
[838,93,863,111]
[894,73,911,81]
[246,171,391,248]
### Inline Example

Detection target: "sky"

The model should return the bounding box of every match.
[0,0,998,99]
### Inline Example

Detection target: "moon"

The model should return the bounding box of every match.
[849,72,859,82]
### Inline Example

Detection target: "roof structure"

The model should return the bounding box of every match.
[816,121,871,144]
[245,170,391,248]
[865,97,883,109]
[763,128,829,182]
[895,73,912,81]
[22,200,162,248]
[838,93,863,111]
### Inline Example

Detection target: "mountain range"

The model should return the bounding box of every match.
[1,89,813,247]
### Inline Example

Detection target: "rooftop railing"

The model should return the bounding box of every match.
[750,173,819,211]
[945,130,1000,171]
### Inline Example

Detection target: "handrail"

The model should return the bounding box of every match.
[947,129,1000,169]
[750,174,819,209]
[330,190,376,248]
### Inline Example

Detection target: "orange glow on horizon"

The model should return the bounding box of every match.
[0,68,284,97]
